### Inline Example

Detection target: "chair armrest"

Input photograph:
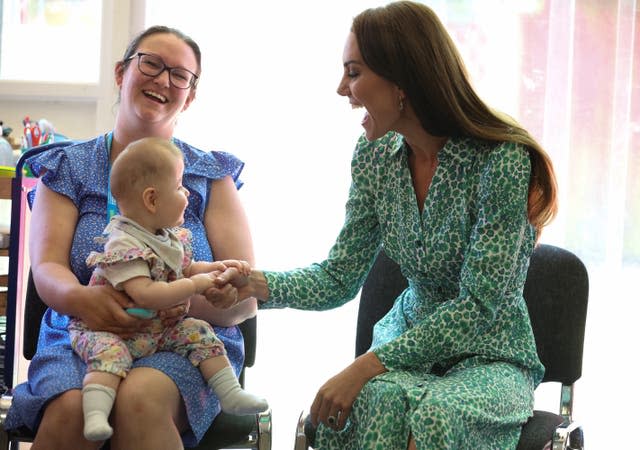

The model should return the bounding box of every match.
[294,411,308,450]
[1,392,14,449]
[0,393,12,427]
[256,409,272,450]
[553,420,584,450]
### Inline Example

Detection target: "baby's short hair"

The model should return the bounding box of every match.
[110,137,183,203]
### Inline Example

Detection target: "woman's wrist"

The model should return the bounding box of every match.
[60,282,90,317]
[248,269,270,303]
[352,351,387,381]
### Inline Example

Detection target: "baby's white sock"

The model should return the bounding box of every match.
[208,366,268,415]
[82,383,116,441]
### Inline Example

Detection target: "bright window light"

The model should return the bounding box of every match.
[0,0,102,83]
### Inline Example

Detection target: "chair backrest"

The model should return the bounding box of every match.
[3,144,257,389]
[355,250,406,357]
[356,245,589,385]
[523,244,588,384]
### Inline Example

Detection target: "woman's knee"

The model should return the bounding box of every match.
[111,367,188,446]
[409,399,460,449]
[113,367,185,426]
[33,389,101,450]
[43,389,85,425]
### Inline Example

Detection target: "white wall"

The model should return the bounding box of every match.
[1,99,97,141]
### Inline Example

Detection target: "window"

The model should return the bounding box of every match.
[0,0,102,83]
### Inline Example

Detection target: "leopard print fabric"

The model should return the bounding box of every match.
[263,132,544,449]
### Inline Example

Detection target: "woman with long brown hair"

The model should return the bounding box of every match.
[222,1,557,448]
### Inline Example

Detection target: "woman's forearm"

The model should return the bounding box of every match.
[29,181,84,316]
[31,262,86,316]
[353,351,388,381]
[189,295,257,327]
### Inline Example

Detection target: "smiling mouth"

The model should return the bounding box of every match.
[143,90,168,104]
[350,102,370,125]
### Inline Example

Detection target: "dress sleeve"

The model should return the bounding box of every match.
[175,140,245,227]
[87,233,153,290]
[177,139,244,189]
[27,142,81,206]
[102,260,150,291]
[374,142,535,370]
[261,136,383,311]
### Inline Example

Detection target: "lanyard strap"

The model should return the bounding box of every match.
[105,131,119,222]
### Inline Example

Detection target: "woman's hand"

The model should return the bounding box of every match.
[217,259,251,276]
[310,352,387,431]
[200,263,254,309]
[77,284,147,338]
[214,266,269,304]
[202,274,241,309]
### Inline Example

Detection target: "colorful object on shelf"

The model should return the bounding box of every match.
[0,121,21,150]
[21,116,64,177]
[21,116,56,151]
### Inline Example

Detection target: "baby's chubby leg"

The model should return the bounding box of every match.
[72,330,133,442]
[82,371,121,441]
[164,317,268,415]
[201,355,268,415]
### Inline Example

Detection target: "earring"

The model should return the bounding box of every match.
[399,97,404,111]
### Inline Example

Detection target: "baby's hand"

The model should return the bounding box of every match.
[218,259,251,276]
[190,272,217,294]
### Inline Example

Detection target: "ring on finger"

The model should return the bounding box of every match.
[328,410,342,427]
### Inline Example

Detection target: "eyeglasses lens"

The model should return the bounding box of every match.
[137,53,194,89]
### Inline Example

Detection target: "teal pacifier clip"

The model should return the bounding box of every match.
[105,131,119,221]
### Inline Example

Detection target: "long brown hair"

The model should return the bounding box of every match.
[352,1,557,239]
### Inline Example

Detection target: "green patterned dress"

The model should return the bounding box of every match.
[261,132,544,450]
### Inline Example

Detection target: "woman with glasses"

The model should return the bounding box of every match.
[5,26,258,450]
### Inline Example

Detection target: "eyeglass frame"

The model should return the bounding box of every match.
[124,52,199,89]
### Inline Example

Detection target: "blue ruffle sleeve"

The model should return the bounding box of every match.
[26,139,100,208]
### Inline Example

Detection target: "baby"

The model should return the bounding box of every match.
[69,137,267,441]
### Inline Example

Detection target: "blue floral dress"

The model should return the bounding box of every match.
[5,134,245,447]
[262,132,544,449]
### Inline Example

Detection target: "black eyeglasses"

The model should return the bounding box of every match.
[125,52,199,89]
